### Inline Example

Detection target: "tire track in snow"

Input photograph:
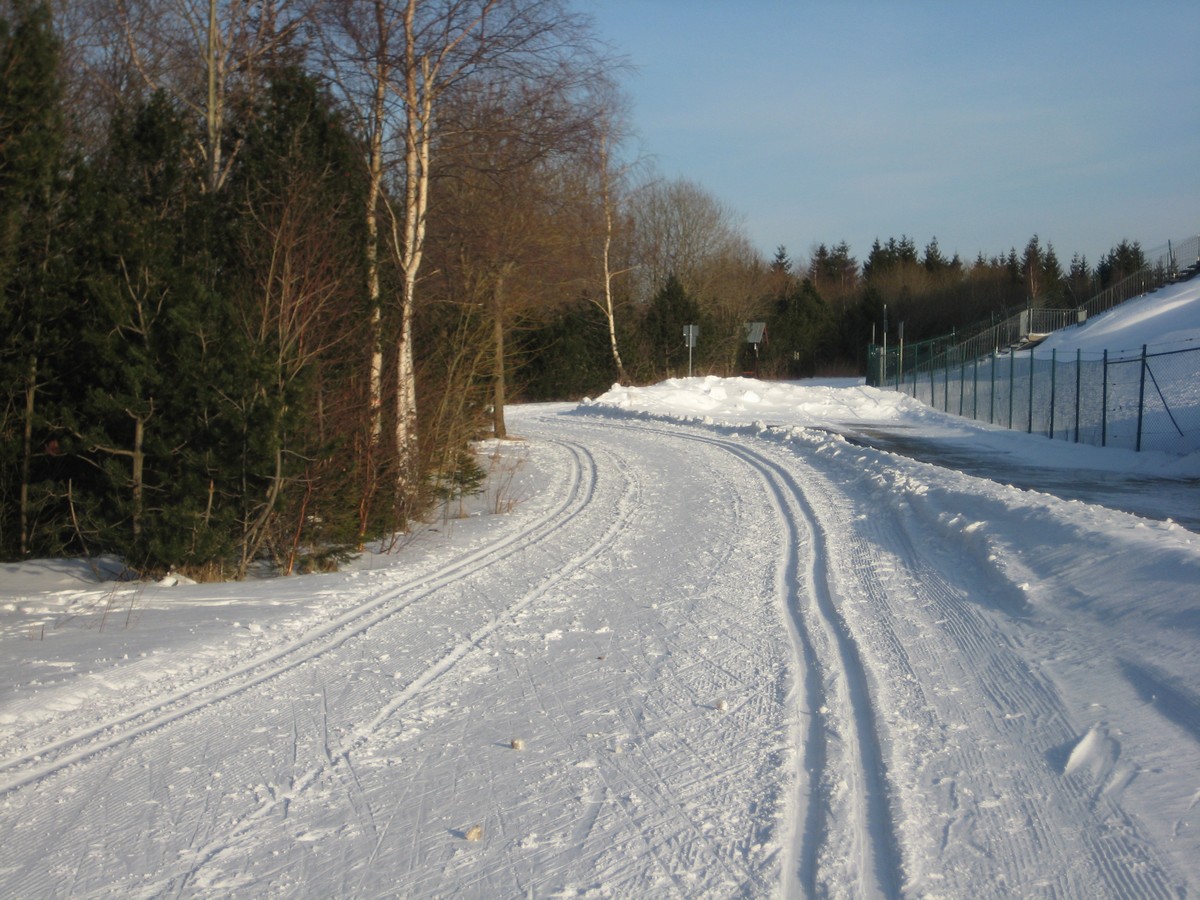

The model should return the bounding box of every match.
[722,437,901,899]
[0,439,596,799]
[599,417,902,898]
[583,411,1189,896]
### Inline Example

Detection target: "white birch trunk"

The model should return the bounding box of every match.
[366,43,388,444]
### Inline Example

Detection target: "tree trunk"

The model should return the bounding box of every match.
[602,204,627,384]
[395,276,418,474]
[238,443,285,579]
[392,8,431,495]
[19,351,37,558]
[491,274,508,440]
[206,0,222,192]
[596,130,627,383]
[365,26,388,445]
[131,413,145,541]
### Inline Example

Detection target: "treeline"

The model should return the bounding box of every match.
[517,231,1149,392]
[1,0,628,573]
[0,1,1151,573]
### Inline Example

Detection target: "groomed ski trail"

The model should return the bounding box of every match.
[1,404,1195,897]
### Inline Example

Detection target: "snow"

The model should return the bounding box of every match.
[1039,277,1200,357]
[2,281,1200,897]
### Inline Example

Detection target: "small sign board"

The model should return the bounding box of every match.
[682,324,699,348]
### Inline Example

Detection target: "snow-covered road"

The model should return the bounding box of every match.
[2,401,1198,897]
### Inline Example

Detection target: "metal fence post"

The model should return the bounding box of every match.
[973,357,979,420]
[959,355,966,416]
[1102,349,1108,447]
[1136,344,1148,452]
[1080,348,1089,444]
[1048,348,1057,439]
[1027,351,1035,434]
[989,356,996,424]
[1009,351,1015,429]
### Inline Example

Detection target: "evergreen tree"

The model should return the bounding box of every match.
[64,93,232,568]
[1066,253,1093,303]
[809,241,858,300]
[519,299,615,401]
[643,274,702,376]
[770,245,792,277]
[862,235,918,280]
[0,0,66,558]
[922,237,949,273]
[1040,241,1065,305]
[765,279,834,378]
[1097,240,1146,288]
[767,246,795,302]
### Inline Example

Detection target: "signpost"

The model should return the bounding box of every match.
[744,322,766,377]
[683,324,699,377]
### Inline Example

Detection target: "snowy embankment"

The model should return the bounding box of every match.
[1,280,1199,897]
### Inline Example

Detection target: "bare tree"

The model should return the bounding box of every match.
[324,0,605,497]
[89,0,311,191]
[432,72,605,439]
[628,175,747,303]
[625,174,766,373]
[232,169,358,576]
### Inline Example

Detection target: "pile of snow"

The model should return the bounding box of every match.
[586,374,1200,480]
[585,276,1200,479]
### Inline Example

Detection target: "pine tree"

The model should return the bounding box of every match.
[65,94,208,566]
[922,238,949,274]
[766,279,834,378]
[54,91,269,572]
[770,245,792,277]
[223,66,371,571]
[1097,240,1146,288]
[1066,253,1093,303]
[0,0,66,559]
[643,274,702,376]
[1040,242,1065,305]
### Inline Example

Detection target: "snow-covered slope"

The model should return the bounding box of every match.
[1040,276,1200,356]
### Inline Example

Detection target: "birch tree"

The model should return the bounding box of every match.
[628,176,747,304]
[325,0,603,504]
[577,97,637,385]
[100,0,311,192]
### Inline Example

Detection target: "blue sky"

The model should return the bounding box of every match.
[582,1,1200,269]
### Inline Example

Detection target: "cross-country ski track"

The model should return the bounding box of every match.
[1,401,1198,897]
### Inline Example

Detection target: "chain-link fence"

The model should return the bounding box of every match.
[866,232,1200,454]
[883,342,1200,455]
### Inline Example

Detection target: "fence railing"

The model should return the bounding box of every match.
[887,342,1200,455]
[1080,234,1200,321]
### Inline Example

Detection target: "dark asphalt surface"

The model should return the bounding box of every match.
[840,426,1200,533]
